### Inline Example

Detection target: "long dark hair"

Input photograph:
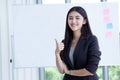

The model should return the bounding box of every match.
[63,6,92,53]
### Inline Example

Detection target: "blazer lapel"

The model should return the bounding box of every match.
[66,39,74,69]
[73,35,88,66]
[67,35,88,69]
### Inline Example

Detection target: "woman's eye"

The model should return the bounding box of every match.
[76,17,80,19]
[68,17,73,20]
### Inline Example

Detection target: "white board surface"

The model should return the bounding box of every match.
[13,2,120,68]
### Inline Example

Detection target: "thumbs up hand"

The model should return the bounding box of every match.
[55,39,64,54]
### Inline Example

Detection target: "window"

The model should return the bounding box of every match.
[43,0,65,4]
[71,0,100,3]
[107,0,119,2]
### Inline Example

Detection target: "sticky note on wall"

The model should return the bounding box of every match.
[106,31,112,37]
[104,16,111,23]
[103,8,110,15]
[106,23,113,29]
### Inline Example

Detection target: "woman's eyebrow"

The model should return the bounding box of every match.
[68,15,80,17]
[76,15,81,17]
[68,15,81,17]
[68,16,73,17]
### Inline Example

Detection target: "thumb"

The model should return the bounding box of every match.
[55,38,59,47]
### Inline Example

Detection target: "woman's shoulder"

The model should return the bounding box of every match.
[88,35,99,44]
[82,34,98,42]
[82,34,97,39]
[89,34,97,39]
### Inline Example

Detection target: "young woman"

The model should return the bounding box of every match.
[55,6,101,80]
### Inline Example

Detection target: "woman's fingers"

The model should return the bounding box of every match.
[60,43,64,50]
[55,39,64,52]
[55,39,59,47]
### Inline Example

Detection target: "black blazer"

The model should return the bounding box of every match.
[60,34,101,80]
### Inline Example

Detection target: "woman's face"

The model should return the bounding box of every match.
[68,11,86,32]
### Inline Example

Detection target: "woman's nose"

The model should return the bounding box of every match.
[72,18,76,23]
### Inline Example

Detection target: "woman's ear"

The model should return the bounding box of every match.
[83,19,87,24]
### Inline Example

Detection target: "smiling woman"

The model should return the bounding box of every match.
[55,6,101,80]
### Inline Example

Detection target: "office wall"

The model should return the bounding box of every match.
[0,18,2,80]
[0,0,39,80]
[0,0,10,80]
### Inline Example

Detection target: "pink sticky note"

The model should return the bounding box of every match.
[103,9,110,15]
[106,31,112,37]
[104,16,111,23]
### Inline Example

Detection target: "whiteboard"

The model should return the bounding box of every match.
[12,2,120,68]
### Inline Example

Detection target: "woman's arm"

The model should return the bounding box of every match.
[55,39,66,74]
[65,68,93,76]
[55,53,65,74]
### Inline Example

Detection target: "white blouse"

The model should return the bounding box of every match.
[69,48,74,66]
